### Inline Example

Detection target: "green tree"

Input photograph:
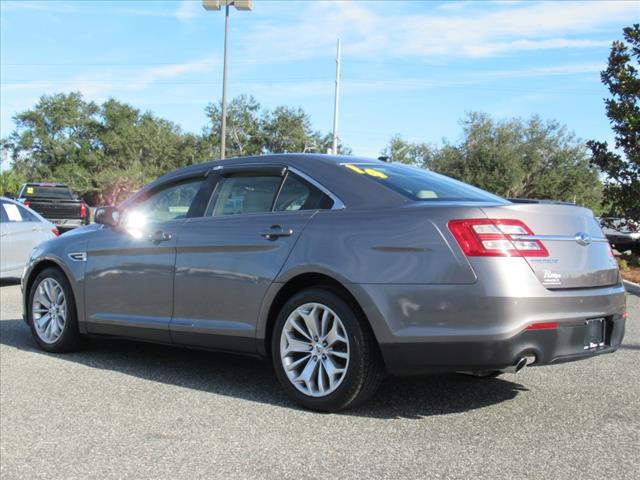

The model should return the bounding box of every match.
[383,112,604,211]
[204,95,350,157]
[381,135,433,166]
[3,92,210,205]
[587,24,640,221]
[204,94,263,158]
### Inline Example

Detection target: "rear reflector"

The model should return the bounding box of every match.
[526,322,558,330]
[448,219,549,257]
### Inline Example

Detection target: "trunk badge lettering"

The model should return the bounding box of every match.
[575,232,592,246]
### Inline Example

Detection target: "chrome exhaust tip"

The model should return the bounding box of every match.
[501,356,528,374]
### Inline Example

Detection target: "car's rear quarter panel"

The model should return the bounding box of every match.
[274,202,626,373]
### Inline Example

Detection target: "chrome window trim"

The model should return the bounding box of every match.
[287,166,345,210]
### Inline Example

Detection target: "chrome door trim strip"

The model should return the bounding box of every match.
[511,234,608,243]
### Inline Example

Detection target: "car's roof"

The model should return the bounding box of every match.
[142,154,409,210]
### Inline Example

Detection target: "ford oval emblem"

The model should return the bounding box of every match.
[575,232,592,246]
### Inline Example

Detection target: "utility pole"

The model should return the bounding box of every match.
[220,2,230,160]
[332,39,341,155]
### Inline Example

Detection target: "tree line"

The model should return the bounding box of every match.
[0,92,606,212]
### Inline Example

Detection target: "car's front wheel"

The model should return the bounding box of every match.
[272,288,384,412]
[28,267,82,353]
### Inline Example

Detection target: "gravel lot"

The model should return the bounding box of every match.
[1,281,638,480]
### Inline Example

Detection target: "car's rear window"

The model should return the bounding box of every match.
[341,163,504,202]
[21,186,74,199]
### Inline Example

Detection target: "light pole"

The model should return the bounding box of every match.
[202,0,252,160]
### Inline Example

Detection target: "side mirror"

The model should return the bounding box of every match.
[94,206,120,227]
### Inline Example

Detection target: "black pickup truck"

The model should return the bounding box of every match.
[17,183,89,231]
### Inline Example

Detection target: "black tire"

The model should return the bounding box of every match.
[271,288,384,412]
[27,267,82,353]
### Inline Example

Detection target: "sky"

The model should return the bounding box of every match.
[1,0,638,159]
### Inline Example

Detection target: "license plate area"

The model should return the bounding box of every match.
[584,317,606,350]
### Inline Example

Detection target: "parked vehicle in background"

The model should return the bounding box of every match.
[17,183,89,231]
[1,197,59,279]
[599,217,640,251]
[21,155,626,411]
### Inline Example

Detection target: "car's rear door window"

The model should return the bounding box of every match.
[341,163,504,202]
[207,174,283,216]
[274,173,334,211]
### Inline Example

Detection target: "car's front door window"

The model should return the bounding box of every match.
[132,179,204,223]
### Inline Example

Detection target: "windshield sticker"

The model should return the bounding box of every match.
[343,164,389,180]
[26,187,34,194]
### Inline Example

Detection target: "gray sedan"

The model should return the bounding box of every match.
[1,197,58,279]
[20,155,626,411]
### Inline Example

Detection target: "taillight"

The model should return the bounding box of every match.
[448,218,549,257]
[51,227,60,237]
[79,202,87,218]
[23,200,31,208]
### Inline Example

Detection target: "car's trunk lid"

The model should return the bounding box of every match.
[481,203,619,289]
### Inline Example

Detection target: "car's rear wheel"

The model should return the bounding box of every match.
[272,288,384,412]
[28,267,82,353]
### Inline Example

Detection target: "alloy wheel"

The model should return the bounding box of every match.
[32,278,67,344]
[280,302,350,397]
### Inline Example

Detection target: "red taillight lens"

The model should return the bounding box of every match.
[51,227,60,237]
[79,202,87,218]
[23,200,31,208]
[526,322,558,330]
[448,218,549,257]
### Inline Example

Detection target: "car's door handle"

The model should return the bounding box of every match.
[260,225,294,240]
[148,230,172,243]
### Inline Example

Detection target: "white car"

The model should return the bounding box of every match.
[598,217,640,250]
[0,197,59,279]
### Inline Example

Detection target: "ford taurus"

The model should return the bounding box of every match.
[21,154,626,411]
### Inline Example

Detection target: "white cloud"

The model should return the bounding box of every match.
[175,0,199,23]
[0,1,76,13]
[0,56,219,103]
[239,1,635,62]
[116,0,201,23]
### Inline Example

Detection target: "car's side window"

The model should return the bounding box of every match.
[131,178,204,223]
[1,202,27,223]
[274,173,334,212]
[207,174,283,216]
[17,205,40,223]
[0,202,9,223]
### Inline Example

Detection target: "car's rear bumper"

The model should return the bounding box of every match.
[352,275,627,375]
[49,218,85,228]
[379,315,626,375]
